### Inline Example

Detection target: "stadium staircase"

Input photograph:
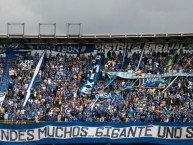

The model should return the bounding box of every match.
[164,49,178,73]
[0,47,17,93]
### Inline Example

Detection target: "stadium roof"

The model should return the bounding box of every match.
[0,32,193,44]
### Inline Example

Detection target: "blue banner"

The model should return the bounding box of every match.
[25,44,95,54]
[0,43,19,108]
[141,74,165,87]
[95,92,112,99]
[0,122,193,145]
[141,79,164,87]
[90,91,122,110]
[80,55,102,96]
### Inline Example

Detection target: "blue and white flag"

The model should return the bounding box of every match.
[80,55,101,96]
[22,50,46,108]
[95,92,112,99]
[0,43,19,108]
[141,78,164,87]
[90,92,112,111]
[141,73,165,87]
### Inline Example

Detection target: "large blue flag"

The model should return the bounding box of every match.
[0,43,19,108]
[80,55,101,96]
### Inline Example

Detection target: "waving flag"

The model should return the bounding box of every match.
[80,55,101,96]
[22,50,46,108]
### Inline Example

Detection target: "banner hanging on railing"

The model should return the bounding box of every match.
[0,122,193,145]
[25,44,95,54]
[106,72,193,79]
[95,42,185,51]
[23,43,193,56]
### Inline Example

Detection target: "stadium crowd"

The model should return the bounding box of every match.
[1,48,193,123]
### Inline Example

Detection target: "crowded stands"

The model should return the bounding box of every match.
[1,44,193,123]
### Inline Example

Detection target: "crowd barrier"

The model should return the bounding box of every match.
[0,119,39,124]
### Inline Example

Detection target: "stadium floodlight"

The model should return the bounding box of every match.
[66,23,83,38]
[38,23,56,37]
[7,23,25,37]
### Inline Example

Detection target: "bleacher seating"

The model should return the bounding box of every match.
[0,47,192,123]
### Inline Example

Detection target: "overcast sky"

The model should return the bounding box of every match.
[0,0,193,35]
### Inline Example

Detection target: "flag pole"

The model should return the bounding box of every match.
[136,49,145,71]
[162,76,179,93]
[103,74,117,90]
